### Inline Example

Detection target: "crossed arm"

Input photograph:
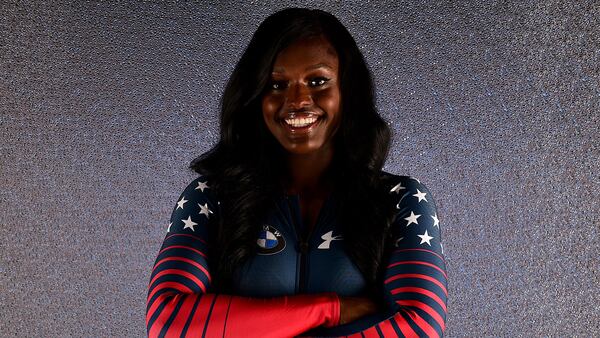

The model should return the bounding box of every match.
[146,176,447,337]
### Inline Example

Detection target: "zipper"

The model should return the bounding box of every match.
[286,195,307,293]
[285,193,329,293]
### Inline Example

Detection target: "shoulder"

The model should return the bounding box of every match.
[167,175,220,235]
[174,175,220,216]
[179,175,216,198]
[380,170,433,193]
[380,171,443,254]
[379,170,437,206]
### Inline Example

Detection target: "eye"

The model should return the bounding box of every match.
[269,81,287,90]
[309,77,330,87]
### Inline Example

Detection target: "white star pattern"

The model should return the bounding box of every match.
[431,213,439,228]
[390,182,406,194]
[390,179,443,253]
[404,211,421,226]
[176,196,188,210]
[417,230,433,246]
[413,189,428,203]
[198,203,213,218]
[167,222,172,232]
[195,181,209,192]
[182,216,198,231]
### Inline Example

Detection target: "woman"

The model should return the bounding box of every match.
[146,8,447,338]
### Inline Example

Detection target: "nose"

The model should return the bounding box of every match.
[286,82,312,110]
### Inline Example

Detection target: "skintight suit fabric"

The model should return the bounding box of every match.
[146,172,448,337]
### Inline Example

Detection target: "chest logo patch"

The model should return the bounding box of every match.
[256,224,286,255]
[318,230,343,249]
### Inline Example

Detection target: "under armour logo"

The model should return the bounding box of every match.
[317,230,343,249]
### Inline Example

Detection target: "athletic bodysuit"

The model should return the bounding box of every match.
[146,172,447,337]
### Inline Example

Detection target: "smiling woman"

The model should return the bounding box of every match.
[146,7,447,338]
[262,35,342,159]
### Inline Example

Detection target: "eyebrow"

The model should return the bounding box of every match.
[272,63,333,74]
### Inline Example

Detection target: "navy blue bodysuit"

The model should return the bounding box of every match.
[146,172,448,337]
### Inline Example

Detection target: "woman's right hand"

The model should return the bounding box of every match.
[338,296,379,325]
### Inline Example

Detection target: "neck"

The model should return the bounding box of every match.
[282,148,335,197]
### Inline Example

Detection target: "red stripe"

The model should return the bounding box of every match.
[377,318,398,336]
[147,291,171,327]
[147,281,192,309]
[385,273,448,296]
[387,260,447,279]
[187,294,217,337]
[149,268,207,294]
[148,309,167,338]
[357,326,379,337]
[205,295,231,337]
[148,292,184,338]
[390,311,419,337]
[394,248,445,262]
[152,256,212,284]
[165,294,199,338]
[158,245,207,259]
[398,307,439,338]
[398,299,445,333]
[391,287,447,312]
[166,232,207,244]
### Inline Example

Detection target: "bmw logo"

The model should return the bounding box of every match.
[256,224,286,255]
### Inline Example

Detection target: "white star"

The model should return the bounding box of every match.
[167,222,172,232]
[390,182,406,194]
[431,213,440,227]
[195,181,209,192]
[182,216,198,231]
[413,189,428,203]
[176,196,188,210]
[198,203,213,218]
[404,211,421,226]
[417,229,433,246]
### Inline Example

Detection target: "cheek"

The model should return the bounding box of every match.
[314,89,341,115]
[262,95,283,119]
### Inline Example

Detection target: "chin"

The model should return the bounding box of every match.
[280,142,329,156]
[282,146,315,155]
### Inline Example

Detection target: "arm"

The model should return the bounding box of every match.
[146,176,340,338]
[312,176,447,338]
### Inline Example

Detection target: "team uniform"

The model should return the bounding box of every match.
[146,172,447,337]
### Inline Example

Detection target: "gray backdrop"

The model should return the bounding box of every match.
[1,1,598,337]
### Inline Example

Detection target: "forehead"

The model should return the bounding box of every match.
[272,36,339,72]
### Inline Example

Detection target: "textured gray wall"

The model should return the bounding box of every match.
[1,1,599,337]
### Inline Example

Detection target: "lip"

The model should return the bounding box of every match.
[280,115,322,134]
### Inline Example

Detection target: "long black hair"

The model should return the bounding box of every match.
[189,8,396,295]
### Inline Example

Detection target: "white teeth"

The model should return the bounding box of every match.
[284,116,318,128]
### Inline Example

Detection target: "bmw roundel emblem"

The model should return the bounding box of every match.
[256,224,286,255]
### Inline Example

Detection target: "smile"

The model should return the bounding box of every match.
[281,115,321,133]
[284,116,318,127]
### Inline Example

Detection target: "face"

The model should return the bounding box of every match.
[262,35,341,156]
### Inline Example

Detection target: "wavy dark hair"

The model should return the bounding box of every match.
[189,8,396,296]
